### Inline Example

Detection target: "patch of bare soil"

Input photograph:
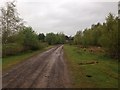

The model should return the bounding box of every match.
[78,61,99,65]
[2,45,71,88]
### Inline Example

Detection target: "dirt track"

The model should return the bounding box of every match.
[2,45,71,88]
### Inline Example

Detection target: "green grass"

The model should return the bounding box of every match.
[2,46,53,72]
[64,45,119,88]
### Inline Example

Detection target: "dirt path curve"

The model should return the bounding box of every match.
[2,45,71,88]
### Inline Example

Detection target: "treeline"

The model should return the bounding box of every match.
[1,1,67,57]
[1,1,119,59]
[74,13,119,59]
[45,32,65,45]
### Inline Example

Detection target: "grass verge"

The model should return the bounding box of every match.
[2,46,53,72]
[64,44,119,88]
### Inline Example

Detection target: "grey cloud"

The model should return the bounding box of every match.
[0,0,118,36]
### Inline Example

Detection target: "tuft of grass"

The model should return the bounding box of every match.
[64,45,119,88]
[2,46,53,72]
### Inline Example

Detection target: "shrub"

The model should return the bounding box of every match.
[2,43,24,57]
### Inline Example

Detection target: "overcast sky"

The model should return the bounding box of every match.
[0,0,118,36]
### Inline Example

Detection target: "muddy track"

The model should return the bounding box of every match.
[2,45,71,88]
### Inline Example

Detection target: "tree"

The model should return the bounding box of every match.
[45,32,65,45]
[74,31,82,45]
[45,33,56,45]
[74,13,119,58]
[38,33,45,42]
[56,32,65,44]
[99,13,119,58]
[0,1,23,44]
[17,26,39,50]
